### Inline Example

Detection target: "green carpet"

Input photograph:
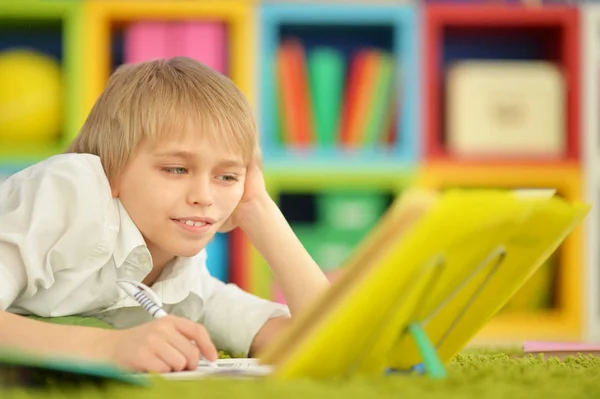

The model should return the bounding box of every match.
[3,318,599,398]
[3,349,600,398]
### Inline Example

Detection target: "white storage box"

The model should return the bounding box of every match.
[445,61,566,157]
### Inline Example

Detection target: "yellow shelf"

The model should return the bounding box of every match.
[473,311,580,343]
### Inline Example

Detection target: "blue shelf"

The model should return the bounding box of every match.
[261,147,417,174]
[259,3,420,166]
[205,232,230,283]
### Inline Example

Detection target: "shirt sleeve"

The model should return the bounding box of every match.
[0,154,112,311]
[198,253,291,357]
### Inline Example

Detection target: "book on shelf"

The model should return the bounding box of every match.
[275,39,399,151]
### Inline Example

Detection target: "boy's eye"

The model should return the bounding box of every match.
[218,175,239,182]
[162,167,188,175]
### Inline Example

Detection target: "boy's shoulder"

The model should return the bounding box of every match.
[3,153,107,187]
[0,153,113,207]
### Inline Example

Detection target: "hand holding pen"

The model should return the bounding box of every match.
[106,279,219,373]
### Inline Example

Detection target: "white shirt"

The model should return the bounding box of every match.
[0,153,290,356]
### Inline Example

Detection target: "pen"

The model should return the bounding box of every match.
[116,279,218,369]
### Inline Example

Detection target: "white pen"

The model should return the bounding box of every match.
[116,279,219,369]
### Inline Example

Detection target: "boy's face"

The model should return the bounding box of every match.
[111,134,246,267]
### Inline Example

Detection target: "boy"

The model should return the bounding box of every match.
[0,57,329,373]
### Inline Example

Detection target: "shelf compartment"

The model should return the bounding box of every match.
[0,1,85,164]
[424,4,579,163]
[259,3,419,168]
[249,168,412,300]
[81,0,255,119]
[417,162,584,341]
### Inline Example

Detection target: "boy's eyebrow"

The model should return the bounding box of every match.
[217,159,245,168]
[154,150,245,168]
[153,150,196,160]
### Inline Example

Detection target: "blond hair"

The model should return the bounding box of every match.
[67,57,258,181]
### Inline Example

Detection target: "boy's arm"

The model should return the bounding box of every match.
[237,194,330,317]
[249,315,292,357]
[0,310,112,360]
[195,252,290,358]
[0,310,218,371]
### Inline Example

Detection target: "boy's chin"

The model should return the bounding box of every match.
[171,238,213,258]
[173,246,207,258]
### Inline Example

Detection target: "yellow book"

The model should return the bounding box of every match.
[257,188,590,380]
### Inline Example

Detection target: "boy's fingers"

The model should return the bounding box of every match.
[164,327,201,370]
[175,319,218,362]
[152,339,188,372]
[143,358,171,374]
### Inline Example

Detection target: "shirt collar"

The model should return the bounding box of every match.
[110,199,205,302]
[112,199,152,272]
[152,252,205,303]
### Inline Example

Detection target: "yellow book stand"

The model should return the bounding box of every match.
[257,188,590,381]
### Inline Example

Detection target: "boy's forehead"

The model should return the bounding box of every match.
[146,137,245,164]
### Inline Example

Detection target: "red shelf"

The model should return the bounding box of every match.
[228,228,251,291]
[423,4,580,163]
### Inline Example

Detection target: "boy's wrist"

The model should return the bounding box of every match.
[88,328,118,361]
[236,193,279,235]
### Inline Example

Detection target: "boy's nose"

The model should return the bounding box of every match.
[187,180,213,207]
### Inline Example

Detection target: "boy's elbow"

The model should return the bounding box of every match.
[249,316,292,358]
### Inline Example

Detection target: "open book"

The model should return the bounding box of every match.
[254,188,589,380]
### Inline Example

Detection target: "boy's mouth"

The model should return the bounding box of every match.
[171,217,215,233]
[175,219,209,227]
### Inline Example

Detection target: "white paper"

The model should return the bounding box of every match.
[160,358,273,380]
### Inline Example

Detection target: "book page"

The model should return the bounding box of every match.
[158,359,273,380]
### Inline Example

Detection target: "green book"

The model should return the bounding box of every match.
[362,52,395,147]
[307,47,345,148]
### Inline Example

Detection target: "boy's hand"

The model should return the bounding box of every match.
[218,152,270,233]
[102,315,218,373]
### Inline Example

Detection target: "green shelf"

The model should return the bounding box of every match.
[0,1,85,165]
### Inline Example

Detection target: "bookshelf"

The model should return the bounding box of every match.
[0,1,592,344]
[417,162,584,341]
[581,4,600,342]
[0,1,84,167]
[258,3,420,171]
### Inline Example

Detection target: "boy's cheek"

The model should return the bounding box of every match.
[217,216,237,233]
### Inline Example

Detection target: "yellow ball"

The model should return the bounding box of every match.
[0,49,63,142]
